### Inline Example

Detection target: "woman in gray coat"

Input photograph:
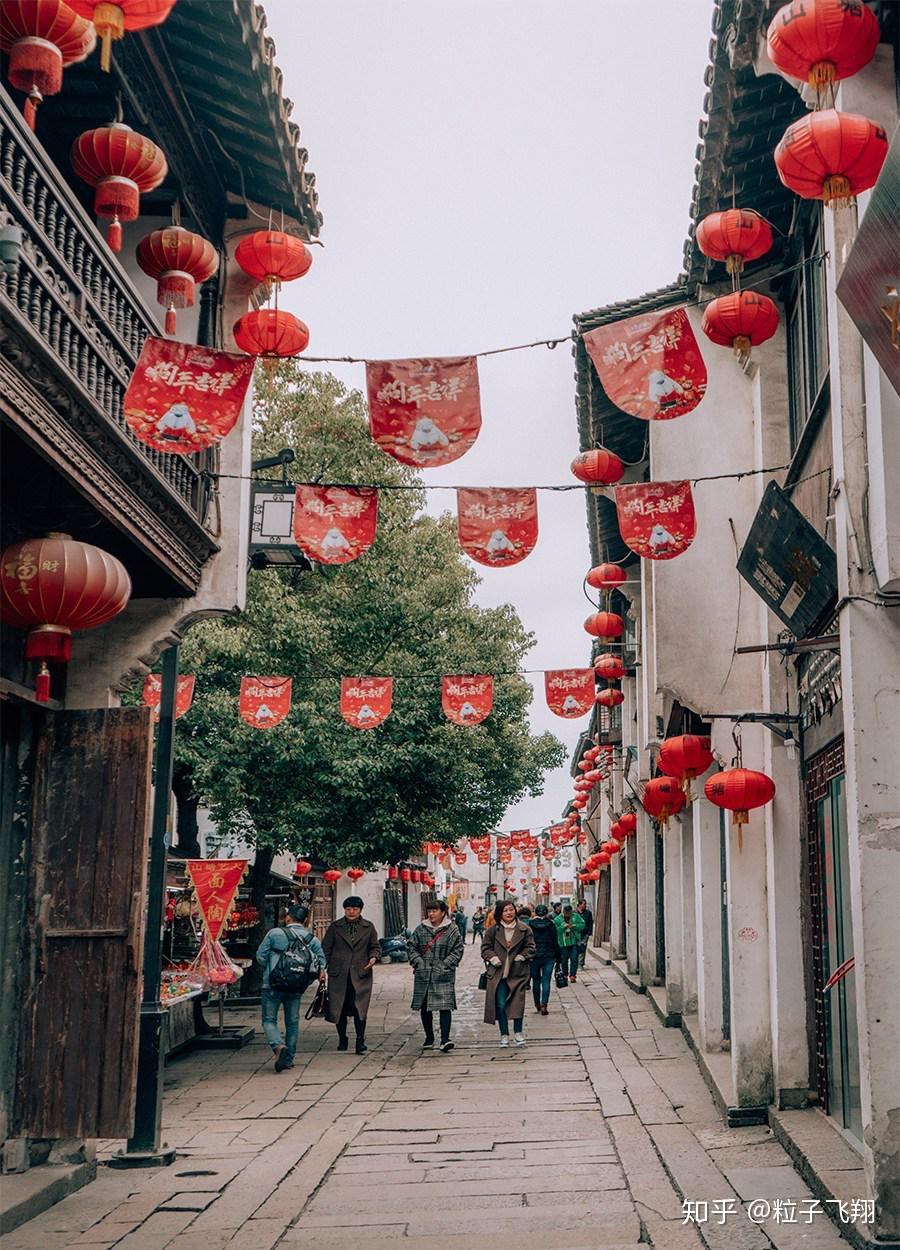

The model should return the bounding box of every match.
[481,898,536,1047]
[409,900,464,1052]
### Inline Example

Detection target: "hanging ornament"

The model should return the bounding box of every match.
[584,611,624,638]
[238,676,292,729]
[233,309,310,359]
[68,0,176,72]
[705,768,776,851]
[142,672,194,721]
[594,653,626,681]
[766,0,880,99]
[695,209,773,276]
[136,225,217,335]
[616,480,697,560]
[456,487,538,567]
[441,674,493,726]
[570,448,625,486]
[617,812,638,838]
[582,307,708,421]
[367,356,482,468]
[71,121,167,251]
[323,869,343,885]
[1,0,95,129]
[545,668,595,718]
[586,562,627,590]
[340,676,392,730]
[235,230,312,287]
[295,860,312,877]
[596,687,624,708]
[293,485,378,565]
[1,533,130,701]
[641,776,685,832]
[701,291,780,358]
[774,110,888,209]
[347,868,366,882]
[658,734,714,800]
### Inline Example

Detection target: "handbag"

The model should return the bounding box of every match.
[477,970,488,990]
[555,968,569,989]
[304,979,327,1019]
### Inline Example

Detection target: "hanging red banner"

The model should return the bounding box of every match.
[545,669,595,718]
[293,485,378,565]
[366,356,482,467]
[123,337,255,453]
[582,308,707,421]
[615,480,697,560]
[509,829,530,849]
[239,676,292,728]
[441,674,493,726]
[186,859,248,941]
[340,676,393,729]
[456,488,538,567]
[142,673,195,722]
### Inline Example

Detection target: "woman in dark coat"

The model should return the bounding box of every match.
[481,899,535,1047]
[409,900,464,1051]
[529,904,561,1015]
[322,896,380,1054]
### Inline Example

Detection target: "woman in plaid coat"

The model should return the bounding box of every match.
[409,900,464,1052]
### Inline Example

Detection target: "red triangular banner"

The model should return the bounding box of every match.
[186,859,248,941]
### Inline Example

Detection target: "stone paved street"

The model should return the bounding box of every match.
[7,947,851,1250]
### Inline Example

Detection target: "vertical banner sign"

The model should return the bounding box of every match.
[123,337,255,453]
[143,673,195,722]
[544,669,595,717]
[456,488,538,567]
[441,674,493,725]
[293,485,378,565]
[366,356,482,467]
[239,676,292,728]
[186,859,248,941]
[340,676,393,729]
[615,480,697,560]
[582,308,707,421]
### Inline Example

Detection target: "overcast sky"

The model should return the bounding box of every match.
[263,0,713,830]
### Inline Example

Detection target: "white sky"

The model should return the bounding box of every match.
[263,0,713,829]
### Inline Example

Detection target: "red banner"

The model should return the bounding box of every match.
[143,673,195,722]
[545,669,595,718]
[239,676,292,728]
[186,859,248,941]
[341,676,393,729]
[366,356,481,467]
[441,674,493,726]
[582,308,707,421]
[293,485,378,565]
[123,337,255,453]
[616,480,697,560]
[456,488,538,567]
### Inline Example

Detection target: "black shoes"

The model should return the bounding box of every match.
[337,1036,349,1052]
[422,1039,435,1049]
[355,1037,367,1055]
[440,1040,455,1053]
[274,1045,291,1072]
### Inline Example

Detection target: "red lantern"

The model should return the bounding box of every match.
[596,687,624,708]
[587,870,601,883]
[571,448,625,486]
[584,611,624,639]
[136,226,218,335]
[695,209,774,275]
[347,868,365,882]
[295,859,312,877]
[618,812,638,838]
[705,768,776,850]
[586,562,627,590]
[702,290,780,358]
[659,734,715,800]
[322,869,342,884]
[609,821,622,842]
[387,865,399,880]
[68,0,175,72]
[235,230,312,286]
[1,0,95,128]
[1,533,131,701]
[594,653,626,681]
[767,0,880,92]
[774,110,888,209]
[584,745,600,761]
[596,851,611,866]
[71,121,167,251]
[641,777,686,831]
[233,309,310,360]
[410,869,422,884]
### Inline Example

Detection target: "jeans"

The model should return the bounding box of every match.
[531,955,555,1007]
[559,945,579,978]
[496,978,522,1035]
[420,1000,452,1045]
[577,940,588,968]
[261,988,301,1057]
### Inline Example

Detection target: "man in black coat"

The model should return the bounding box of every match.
[529,905,561,1015]
[576,898,594,969]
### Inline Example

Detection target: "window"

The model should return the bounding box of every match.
[786,206,829,450]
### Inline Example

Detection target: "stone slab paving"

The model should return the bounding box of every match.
[5,946,855,1250]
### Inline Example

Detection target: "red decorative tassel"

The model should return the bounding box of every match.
[108,218,123,252]
[23,95,38,131]
[165,307,177,335]
[35,664,51,703]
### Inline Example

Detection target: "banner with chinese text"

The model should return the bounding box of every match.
[340,676,393,729]
[441,674,493,726]
[616,480,697,560]
[239,676,292,728]
[142,673,195,722]
[582,308,707,421]
[366,356,481,467]
[456,487,538,567]
[545,668,595,717]
[186,859,248,941]
[293,485,378,565]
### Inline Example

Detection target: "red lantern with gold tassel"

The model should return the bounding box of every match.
[584,611,624,639]
[701,290,779,358]
[295,859,312,877]
[233,309,310,360]
[235,230,312,287]
[695,209,774,275]
[323,868,342,885]
[1,0,95,129]
[594,653,626,681]
[68,0,175,72]
[71,121,167,252]
[586,562,627,590]
[571,448,625,486]
[767,0,880,96]
[658,734,715,801]
[774,110,888,209]
[705,768,776,851]
[136,225,217,335]
[346,868,365,882]
[617,811,637,838]
[596,687,624,708]
[641,777,685,832]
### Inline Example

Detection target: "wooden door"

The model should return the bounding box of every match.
[15,707,152,1140]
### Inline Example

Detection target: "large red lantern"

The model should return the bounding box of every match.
[596,851,611,866]
[586,563,627,590]
[295,859,312,877]
[767,0,881,93]
[387,866,399,880]
[617,812,638,838]
[323,868,342,884]
[705,768,776,850]
[71,121,167,251]
[410,869,422,884]
[594,653,626,681]
[136,226,217,335]
[346,868,365,882]
[571,448,625,486]
[233,309,310,359]
[68,0,175,72]
[695,209,774,275]
[235,230,312,287]
[701,290,779,358]
[1,533,131,701]
[584,611,624,639]
[659,734,715,800]
[1,0,95,128]
[641,777,685,831]
[596,687,624,708]
[774,110,888,209]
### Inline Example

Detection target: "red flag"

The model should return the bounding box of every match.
[366,356,481,467]
[545,669,595,718]
[293,485,378,565]
[143,673,195,722]
[456,488,538,567]
[124,337,255,453]
[239,676,292,728]
[186,859,247,941]
[582,308,707,421]
[341,676,393,729]
[441,675,493,726]
[616,480,696,560]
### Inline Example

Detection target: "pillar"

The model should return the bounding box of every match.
[693,796,726,1052]
[664,819,684,1020]
[681,815,698,1016]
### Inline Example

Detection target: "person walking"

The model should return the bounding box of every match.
[576,898,594,969]
[454,905,468,942]
[322,896,381,1054]
[470,906,486,944]
[529,904,560,1015]
[554,904,585,983]
[481,899,536,1047]
[409,899,464,1051]
[255,903,325,1072]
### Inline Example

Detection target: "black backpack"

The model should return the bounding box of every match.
[269,926,314,992]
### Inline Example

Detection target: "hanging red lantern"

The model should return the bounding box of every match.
[295,859,312,877]
[71,121,167,252]
[695,209,774,275]
[767,0,881,93]
[572,796,587,810]
[410,869,422,884]
[584,611,624,638]
[641,777,686,831]
[701,290,779,358]
[68,0,175,72]
[136,225,217,335]
[705,768,776,850]
[577,832,588,845]
[596,687,624,708]
[774,110,888,209]
[586,562,627,590]
[659,734,715,800]
[322,868,343,884]
[584,745,600,761]
[571,448,625,486]
[1,533,131,701]
[609,821,622,842]
[1,0,95,128]
[347,868,365,882]
[618,812,637,838]
[387,866,399,880]
[596,851,611,866]
[233,309,310,359]
[235,230,312,286]
[594,653,626,681]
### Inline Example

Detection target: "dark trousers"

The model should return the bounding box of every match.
[559,945,579,978]
[531,956,556,1007]
[420,997,451,1044]
[337,984,365,1039]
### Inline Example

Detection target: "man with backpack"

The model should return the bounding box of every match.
[255,902,326,1072]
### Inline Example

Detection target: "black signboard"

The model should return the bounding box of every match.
[248,481,311,569]
[737,481,838,638]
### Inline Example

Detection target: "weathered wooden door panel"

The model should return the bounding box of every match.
[16,707,152,1140]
